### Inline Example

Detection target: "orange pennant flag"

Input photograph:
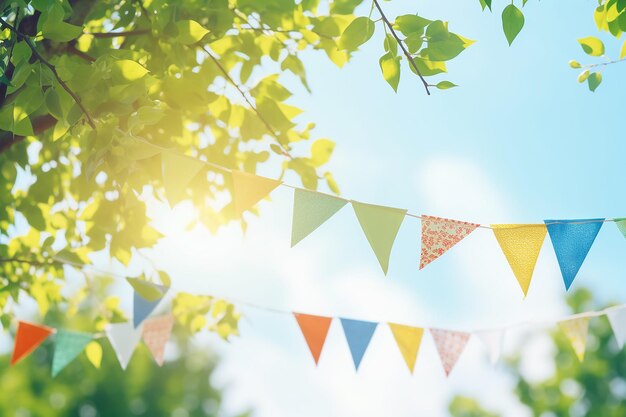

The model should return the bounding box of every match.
[11,321,54,365]
[294,313,333,365]
[232,171,281,215]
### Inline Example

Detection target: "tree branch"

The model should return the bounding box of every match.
[372,0,430,95]
[0,9,19,107]
[87,29,150,38]
[0,16,97,129]
[201,46,293,159]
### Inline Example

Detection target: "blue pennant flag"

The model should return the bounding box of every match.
[544,218,604,290]
[340,318,378,370]
[134,287,167,328]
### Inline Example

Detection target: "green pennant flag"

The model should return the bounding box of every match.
[615,218,626,239]
[52,330,92,377]
[161,151,204,206]
[352,201,407,275]
[232,170,281,215]
[126,278,168,302]
[291,189,347,247]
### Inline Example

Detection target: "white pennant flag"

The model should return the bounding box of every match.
[607,307,626,349]
[475,329,505,365]
[106,322,143,369]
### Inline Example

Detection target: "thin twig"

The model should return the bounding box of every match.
[583,57,626,69]
[0,16,97,129]
[88,29,150,38]
[200,46,293,158]
[372,0,430,95]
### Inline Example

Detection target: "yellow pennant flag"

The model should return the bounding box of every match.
[161,151,204,206]
[558,317,590,361]
[388,323,424,373]
[492,224,547,297]
[232,171,281,216]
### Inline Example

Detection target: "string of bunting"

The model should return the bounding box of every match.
[134,138,626,296]
[6,261,626,377]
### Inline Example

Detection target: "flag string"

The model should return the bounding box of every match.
[3,254,624,335]
[129,135,619,230]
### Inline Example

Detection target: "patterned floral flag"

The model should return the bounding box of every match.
[142,315,175,366]
[558,317,590,361]
[430,328,471,376]
[420,216,479,269]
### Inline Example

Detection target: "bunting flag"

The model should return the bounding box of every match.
[133,286,167,328]
[10,321,54,365]
[291,189,347,247]
[388,323,424,373]
[142,315,175,366]
[545,219,604,290]
[492,224,547,296]
[294,313,333,364]
[430,329,470,376]
[606,307,626,349]
[352,202,407,275]
[161,151,204,206]
[475,329,505,365]
[106,322,143,369]
[52,330,92,377]
[340,318,378,370]
[558,317,590,361]
[419,216,479,269]
[232,170,281,215]
[615,218,626,239]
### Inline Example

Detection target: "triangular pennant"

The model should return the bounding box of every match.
[126,278,167,302]
[106,322,142,369]
[430,328,470,377]
[10,321,54,365]
[340,318,378,370]
[615,218,626,239]
[475,329,505,365]
[142,315,175,366]
[52,330,92,377]
[294,313,333,365]
[606,307,626,349]
[291,189,347,247]
[231,170,281,215]
[419,215,479,269]
[558,317,590,361]
[133,286,167,328]
[388,323,424,373]
[352,202,407,275]
[161,151,204,206]
[492,224,547,296]
[545,219,604,290]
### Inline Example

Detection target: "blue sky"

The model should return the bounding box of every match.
[147,1,626,416]
[4,1,626,416]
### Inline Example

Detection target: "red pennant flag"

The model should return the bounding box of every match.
[11,321,54,365]
[420,215,479,269]
[294,313,333,365]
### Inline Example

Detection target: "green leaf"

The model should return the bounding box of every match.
[436,81,457,89]
[41,4,83,42]
[502,4,525,46]
[112,60,149,82]
[311,139,335,167]
[338,17,375,50]
[384,33,398,56]
[568,60,581,69]
[587,72,602,92]
[394,15,431,36]
[176,20,210,45]
[620,41,626,59]
[578,37,605,56]
[379,52,401,92]
[578,69,590,83]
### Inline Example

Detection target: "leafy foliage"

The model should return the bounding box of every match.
[449,289,626,417]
